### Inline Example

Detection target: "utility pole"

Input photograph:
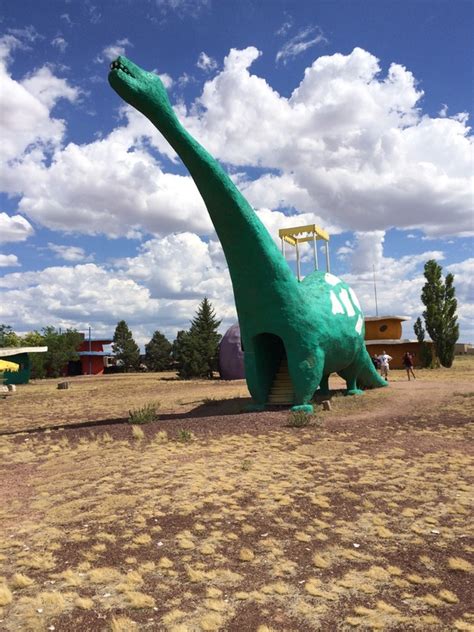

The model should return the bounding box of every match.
[88,326,92,375]
[372,264,379,317]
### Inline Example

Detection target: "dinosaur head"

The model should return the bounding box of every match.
[108,56,174,123]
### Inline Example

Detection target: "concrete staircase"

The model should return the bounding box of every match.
[267,357,294,405]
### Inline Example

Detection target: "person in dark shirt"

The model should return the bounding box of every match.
[402,352,416,381]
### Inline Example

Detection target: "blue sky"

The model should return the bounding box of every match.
[0,0,472,346]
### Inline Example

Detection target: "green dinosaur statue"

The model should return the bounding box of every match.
[108,56,387,412]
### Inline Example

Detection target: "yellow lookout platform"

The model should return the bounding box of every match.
[278,223,330,281]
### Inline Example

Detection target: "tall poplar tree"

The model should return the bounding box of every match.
[112,320,141,371]
[419,259,459,368]
[413,317,434,368]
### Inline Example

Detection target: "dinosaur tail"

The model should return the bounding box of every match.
[357,348,388,389]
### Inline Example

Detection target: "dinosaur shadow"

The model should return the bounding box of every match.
[157,389,346,421]
[156,397,253,420]
[0,416,130,436]
[1,390,351,437]
[0,398,254,436]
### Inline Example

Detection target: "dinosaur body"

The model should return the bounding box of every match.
[109,56,387,411]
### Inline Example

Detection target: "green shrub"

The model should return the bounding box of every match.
[128,402,160,425]
[288,410,314,428]
[177,429,193,443]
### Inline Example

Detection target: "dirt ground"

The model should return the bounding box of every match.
[0,359,473,631]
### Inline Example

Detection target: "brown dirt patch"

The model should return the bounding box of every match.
[0,358,473,631]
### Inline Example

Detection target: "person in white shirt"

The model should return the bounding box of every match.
[378,351,393,380]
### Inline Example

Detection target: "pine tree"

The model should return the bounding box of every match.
[145,330,172,371]
[112,320,141,372]
[175,298,221,379]
[171,330,187,371]
[419,259,459,368]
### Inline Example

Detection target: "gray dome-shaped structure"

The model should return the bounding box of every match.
[218,322,245,380]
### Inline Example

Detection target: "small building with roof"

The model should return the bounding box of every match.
[364,316,430,368]
[68,335,114,376]
[0,347,48,384]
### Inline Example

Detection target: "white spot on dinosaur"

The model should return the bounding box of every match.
[339,288,356,317]
[349,288,361,311]
[325,273,342,286]
[355,315,363,334]
[330,290,345,315]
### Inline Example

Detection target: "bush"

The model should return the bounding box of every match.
[177,429,193,443]
[128,402,160,425]
[288,410,314,428]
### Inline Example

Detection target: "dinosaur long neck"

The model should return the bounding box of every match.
[148,108,299,321]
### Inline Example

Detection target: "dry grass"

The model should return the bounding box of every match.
[0,357,473,630]
[2,371,250,434]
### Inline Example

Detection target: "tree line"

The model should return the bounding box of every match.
[1,262,459,378]
[0,325,83,379]
[0,297,222,380]
[112,297,221,378]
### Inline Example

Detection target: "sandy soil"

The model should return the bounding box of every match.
[0,360,472,631]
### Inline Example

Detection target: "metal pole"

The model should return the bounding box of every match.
[296,240,301,281]
[325,241,330,272]
[313,234,318,270]
[373,265,379,317]
[88,326,92,375]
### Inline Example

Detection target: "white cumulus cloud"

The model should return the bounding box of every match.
[0,213,34,243]
[7,128,211,237]
[181,47,472,238]
[96,38,132,63]
[3,45,471,241]
[0,34,79,165]
[0,254,20,268]
[47,243,93,262]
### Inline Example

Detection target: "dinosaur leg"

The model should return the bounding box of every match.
[339,346,388,395]
[288,347,325,413]
[345,377,364,396]
[356,348,388,389]
[337,363,364,396]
